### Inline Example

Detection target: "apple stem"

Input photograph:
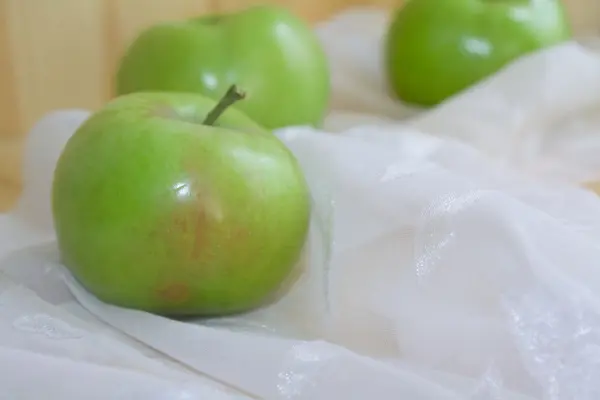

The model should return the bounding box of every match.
[202,85,246,126]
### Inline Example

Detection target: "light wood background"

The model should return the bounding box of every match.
[0,0,599,211]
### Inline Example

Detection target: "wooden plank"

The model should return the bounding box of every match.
[0,0,108,210]
[0,140,22,211]
[0,0,22,141]
[0,1,21,210]
[565,0,600,35]
[3,0,107,135]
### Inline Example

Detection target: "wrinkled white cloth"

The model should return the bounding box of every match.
[3,7,600,399]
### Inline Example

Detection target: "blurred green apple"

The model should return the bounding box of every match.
[385,0,572,107]
[52,86,311,316]
[115,5,330,130]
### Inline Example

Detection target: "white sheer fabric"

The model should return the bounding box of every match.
[3,7,600,399]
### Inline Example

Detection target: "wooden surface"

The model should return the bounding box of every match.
[0,0,599,211]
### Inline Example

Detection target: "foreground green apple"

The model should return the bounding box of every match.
[115,5,330,130]
[385,0,571,107]
[52,86,311,316]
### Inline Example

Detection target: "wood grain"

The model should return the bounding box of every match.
[0,0,599,212]
[0,140,22,210]
[0,3,21,141]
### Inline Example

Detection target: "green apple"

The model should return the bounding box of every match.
[385,0,572,107]
[51,86,311,316]
[115,5,330,130]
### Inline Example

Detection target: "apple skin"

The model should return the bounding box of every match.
[385,0,572,107]
[115,5,330,130]
[51,91,311,316]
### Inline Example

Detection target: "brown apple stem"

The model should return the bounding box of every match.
[202,85,246,126]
